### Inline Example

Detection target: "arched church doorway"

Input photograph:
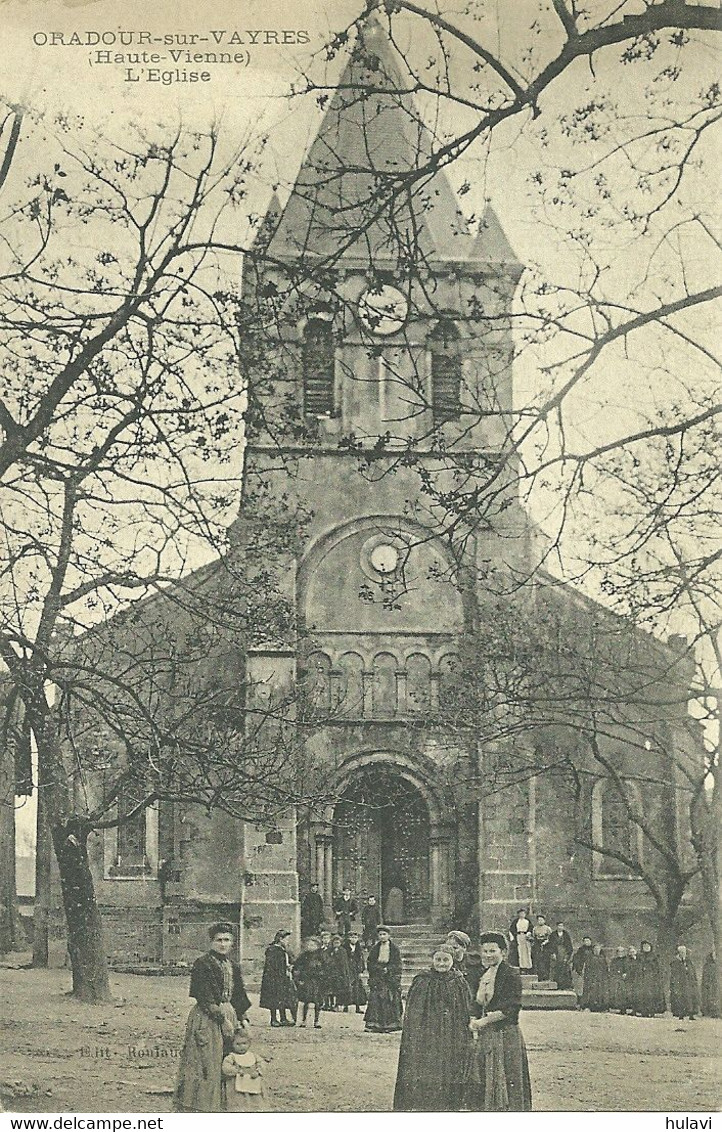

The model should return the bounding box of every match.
[333,767,430,922]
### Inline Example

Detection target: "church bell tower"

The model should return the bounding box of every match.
[235,8,525,960]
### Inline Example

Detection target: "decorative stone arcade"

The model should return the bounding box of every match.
[309,756,454,928]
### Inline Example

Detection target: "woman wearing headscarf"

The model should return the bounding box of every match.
[174,921,251,1112]
[446,930,471,978]
[464,932,532,1111]
[259,929,298,1027]
[633,941,665,1017]
[393,945,472,1111]
[365,925,403,1033]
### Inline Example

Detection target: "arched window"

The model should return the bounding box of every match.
[591,779,643,877]
[406,653,431,713]
[337,651,365,718]
[105,779,159,878]
[372,652,398,717]
[302,318,335,416]
[117,781,148,870]
[304,651,332,714]
[438,652,460,711]
[429,320,461,423]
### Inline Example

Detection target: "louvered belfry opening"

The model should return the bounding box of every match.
[302,317,335,416]
[430,319,462,423]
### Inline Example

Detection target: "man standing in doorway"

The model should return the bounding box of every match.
[333,886,358,937]
[301,882,324,938]
[362,896,381,945]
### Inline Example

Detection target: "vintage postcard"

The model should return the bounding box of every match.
[0,0,720,1117]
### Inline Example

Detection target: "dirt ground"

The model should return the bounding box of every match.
[1,965,719,1113]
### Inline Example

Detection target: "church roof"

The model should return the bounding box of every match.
[264,12,519,270]
[471,205,520,267]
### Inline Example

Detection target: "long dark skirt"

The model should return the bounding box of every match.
[550,955,573,991]
[465,1024,532,1112]
[532,942,551,981]
[365,977,402,1032]
[174,1005,226,1113]
[346,974,368,1007]
[633,957,665,1016]
[393,969,472,1112]
[581,956,609,1011]
[608,961,628,1011]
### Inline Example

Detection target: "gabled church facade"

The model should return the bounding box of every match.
[53,15,699,977]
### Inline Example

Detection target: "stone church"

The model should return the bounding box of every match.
[60,14,698,977]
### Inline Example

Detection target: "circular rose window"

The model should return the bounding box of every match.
[369,543,399,576]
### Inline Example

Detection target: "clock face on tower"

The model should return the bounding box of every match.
[357,284,408,336]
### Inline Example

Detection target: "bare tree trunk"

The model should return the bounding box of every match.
[51,819,111,1002]
[0,746,17,952]
[32,785,51,967]
[710,761,721,1009]
[655,911,678,1009]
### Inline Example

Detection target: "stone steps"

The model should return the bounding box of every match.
[522,989,578,1010]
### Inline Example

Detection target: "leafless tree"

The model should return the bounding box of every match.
[0,105,326,1000]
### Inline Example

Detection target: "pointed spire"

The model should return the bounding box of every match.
[265,9,474,266]
[468,205,521,270]
[249,192,282,252]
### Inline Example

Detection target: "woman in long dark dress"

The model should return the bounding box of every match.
[365,925,403,1033]
[174,921,251,1113]
[548,923,574,990]
[608,947,629,1012]
[633,941,665,1016]
[259,929,298,1026]
[465,932,532,1112]
[572,936,594,1000]
[343,931,368,1013]
[531,915,552,981]
[393,946,472,1111]
[580,944,609,1012]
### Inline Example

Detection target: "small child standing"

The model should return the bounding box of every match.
[222,1028,269,1112]
[343,931,368,1014]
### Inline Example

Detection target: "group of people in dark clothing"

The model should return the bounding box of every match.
[259,927,369,1029]
[175,904,719,1113]
[394,929,532,1111]
[259,880,403,1033]
[506,908,720,1019]
[266,893,535,1111]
